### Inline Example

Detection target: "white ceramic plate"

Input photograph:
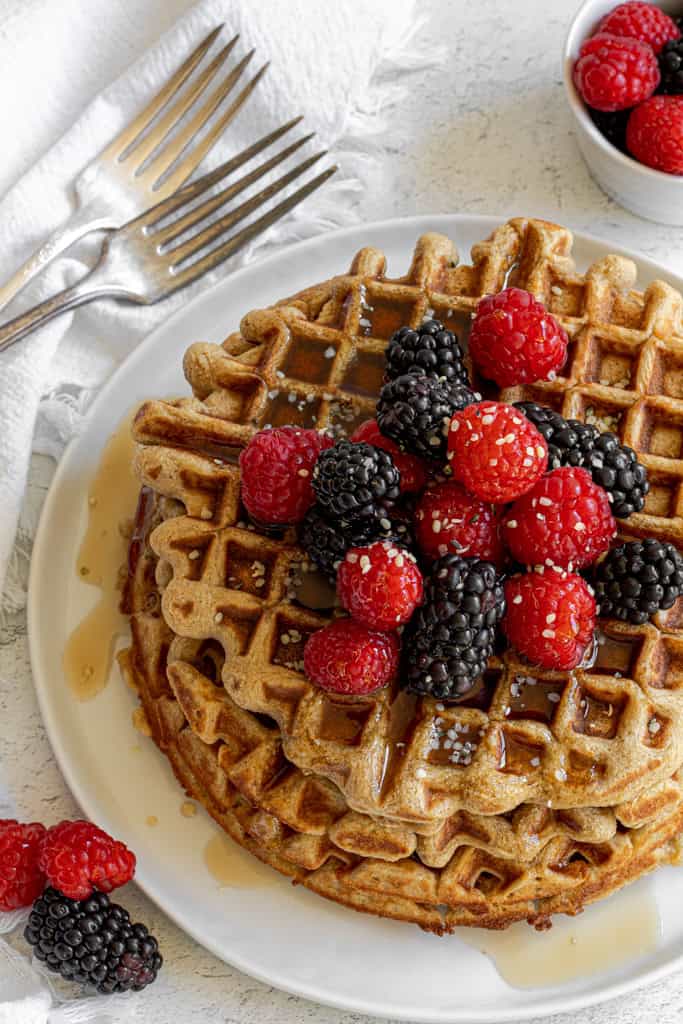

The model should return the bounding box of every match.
[28,215,683,1023]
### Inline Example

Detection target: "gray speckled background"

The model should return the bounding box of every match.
[3,1,683,1021]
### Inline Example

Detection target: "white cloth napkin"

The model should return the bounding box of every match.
[0,0,439,613]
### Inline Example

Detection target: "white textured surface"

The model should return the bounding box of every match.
[3,0,683,1022]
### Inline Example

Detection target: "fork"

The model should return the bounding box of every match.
[0,25,267,314]
[0,125,336,352]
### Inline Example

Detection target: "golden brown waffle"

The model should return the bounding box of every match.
[130,217,683,827]
[119,492,683,931]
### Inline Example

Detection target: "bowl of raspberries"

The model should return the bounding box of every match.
[564,0,683,223]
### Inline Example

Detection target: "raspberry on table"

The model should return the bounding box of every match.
[377,373,477,461]
[25,888,162,993]
[384,319,470,387]
[574,34,660,112]
[351,419,428,494]
[404,555,505,700]
[503,466,616,570]
[337,541,424,631]
[447,401,548,503]
[0,819,46,911]
[303,618,400,695]
[593,539,683,623]
[503,569,597,670]
[39,821,136,901]
[299,504,413,580]
[514,401,649,518]
[413,480,504,565]
[468,288,568,388]
[312,439,400,525]
[597,2,680,54]
[239,426,333,525]
[627,95,683,174]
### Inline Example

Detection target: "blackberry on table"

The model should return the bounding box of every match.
[514,401,649,518]
[404,555,505,700]
[298,504,413,580]
[593,539,683,624]
[385,319,470,387]
[24,887,162,993]
[312,440,400,524]
[589,107,631,152]
[377,373,477,461]
[659,38,683,94]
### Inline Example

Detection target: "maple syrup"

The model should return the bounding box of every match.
[458,881,660,988]
[319,700,371,745]
[204,833,277,888]
[63,411,138,700]
[378,690,419,796]
[506,676,562,724]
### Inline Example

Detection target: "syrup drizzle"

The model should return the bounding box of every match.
[63,411,138,700]
[458,880,660,989]
[204,833,277,889]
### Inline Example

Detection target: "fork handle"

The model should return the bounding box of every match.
[0,265,112,354]
[0,204,112,315]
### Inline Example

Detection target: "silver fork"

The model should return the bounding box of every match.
[0,25,267,313]
[0,125,336,352]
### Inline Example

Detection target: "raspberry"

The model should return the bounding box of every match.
[447,401,548,503]
[503,569,597,670]
[574,34,660,112]
[0,820,46,911]
[468,288,568,388]
[39,821,136,901]
[626,95,683,173]
[351,419,428,494]
[239,426,333,525]
[337,541,424,630]
[303,619,399,695]
[504,466,616,570]
[413,480,504,565]
[597,2,680,54]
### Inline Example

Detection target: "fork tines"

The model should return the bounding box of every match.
[138,119,337,290]
[108,26,269,194]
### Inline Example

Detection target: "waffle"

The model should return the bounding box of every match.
[119,490,683,931]
[131,217,683,825]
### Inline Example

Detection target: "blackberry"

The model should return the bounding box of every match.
[514,401,648,518]
[312,440,400,524]
[589,107,631,152]
[385,319,470,387]
[377,373,477,461]
[593,539,683,624]
[404,555,505,700]
[659,38,683,94]
[24,887,162,993]
[299,504,413,580]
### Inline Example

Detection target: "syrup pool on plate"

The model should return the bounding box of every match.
[63,410,139,700]
[204,833,278,889]
[458,879,660,989]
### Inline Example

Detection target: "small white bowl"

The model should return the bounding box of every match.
[564,0,683,224]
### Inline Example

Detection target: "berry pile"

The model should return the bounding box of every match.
[236,284,683,703]
[573,2,683,175]
[0,817,161,996]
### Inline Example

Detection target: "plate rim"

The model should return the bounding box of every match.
[26,212,683,1023]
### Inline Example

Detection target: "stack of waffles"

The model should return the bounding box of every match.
[119,217,683,932]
